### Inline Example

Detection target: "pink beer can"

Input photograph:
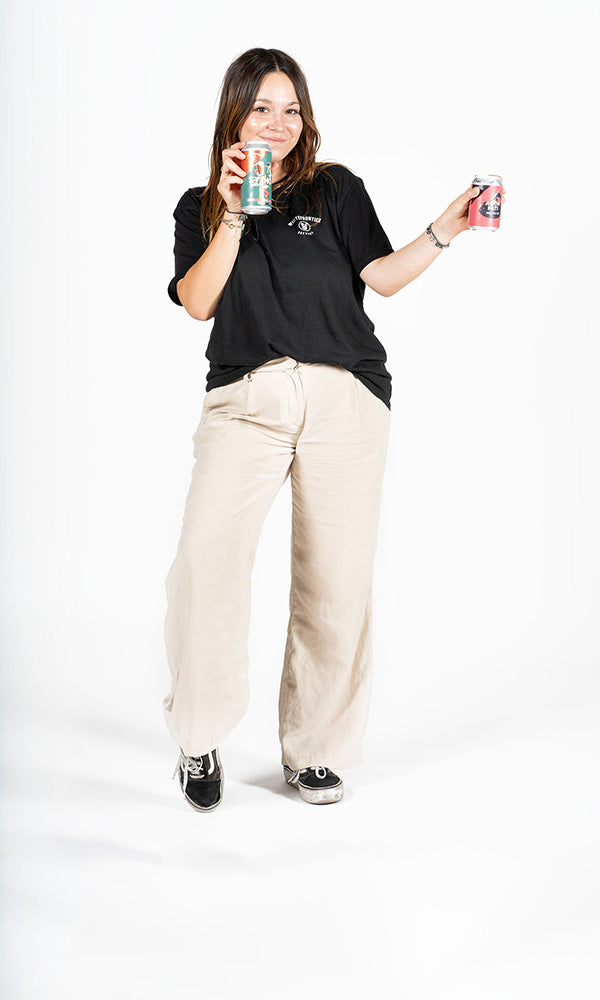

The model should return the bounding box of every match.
[468,174,503,231]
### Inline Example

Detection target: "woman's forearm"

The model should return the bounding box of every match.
[177,219,244,321]
[360,215,458,297]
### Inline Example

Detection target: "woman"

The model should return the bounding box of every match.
[162,47,506,811]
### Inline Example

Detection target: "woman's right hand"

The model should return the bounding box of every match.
[216,140,246,213]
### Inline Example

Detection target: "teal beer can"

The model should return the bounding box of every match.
[240,142,272,215]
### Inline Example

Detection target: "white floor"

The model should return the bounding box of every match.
[2,698,598,1000]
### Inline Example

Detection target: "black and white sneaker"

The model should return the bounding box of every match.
[172,747,224,811]
[283,763,344,804]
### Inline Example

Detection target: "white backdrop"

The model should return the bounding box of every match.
[1,1,599,997]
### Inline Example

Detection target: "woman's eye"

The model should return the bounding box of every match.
[254,106,269,113]
[286,108,299,115]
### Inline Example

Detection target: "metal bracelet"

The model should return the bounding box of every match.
[426,223,450,249]
[221,216,245,233]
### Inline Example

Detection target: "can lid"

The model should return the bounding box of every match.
[242,141,272,150]
[473,173,503,184]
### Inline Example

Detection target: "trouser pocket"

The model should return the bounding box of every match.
[200,375,253,422]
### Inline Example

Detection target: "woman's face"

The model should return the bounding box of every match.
[238,71,303,177]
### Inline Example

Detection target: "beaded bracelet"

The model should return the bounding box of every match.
[426,223,451,249]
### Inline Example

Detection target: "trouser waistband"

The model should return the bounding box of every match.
[246,356,300,377]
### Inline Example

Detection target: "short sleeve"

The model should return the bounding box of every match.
[167,188,208,305]
[333,169,394,275]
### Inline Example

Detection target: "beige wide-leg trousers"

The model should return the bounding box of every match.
[162,355,391,770]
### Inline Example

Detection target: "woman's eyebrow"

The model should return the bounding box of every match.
[254,97,300,106]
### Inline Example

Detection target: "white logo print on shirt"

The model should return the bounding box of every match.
[288,215,321,236]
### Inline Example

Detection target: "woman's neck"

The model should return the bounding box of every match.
[272,161,287,184]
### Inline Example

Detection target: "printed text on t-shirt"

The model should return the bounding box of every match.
[288,215,322,236]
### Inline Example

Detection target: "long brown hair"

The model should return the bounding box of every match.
[201,48,339,242]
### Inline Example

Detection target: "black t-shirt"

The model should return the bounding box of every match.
[167,164,395,409]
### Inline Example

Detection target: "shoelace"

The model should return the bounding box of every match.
[172,748,216,793]
[288,765,328,784]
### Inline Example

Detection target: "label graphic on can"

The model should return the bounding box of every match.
[240,143,272,215]
[468,175,503,231]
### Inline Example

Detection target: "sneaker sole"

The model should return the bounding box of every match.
[178,746,224,812]
[298,784,343,804]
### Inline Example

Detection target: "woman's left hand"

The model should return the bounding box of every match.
[432,181,507,244]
